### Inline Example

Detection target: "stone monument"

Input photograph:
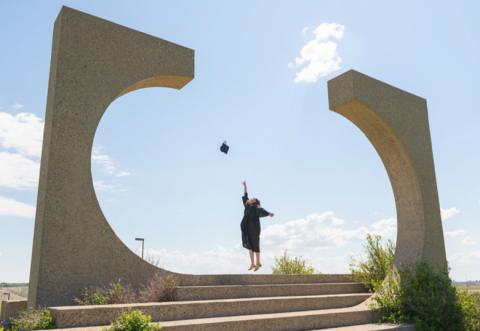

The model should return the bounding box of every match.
[328,70,447,272]
[28,6,194,307]
[29,7,447,308]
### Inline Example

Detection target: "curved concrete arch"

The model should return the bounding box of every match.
[29,8,447,308]
[29,7,194,307]
[327,70,447,272]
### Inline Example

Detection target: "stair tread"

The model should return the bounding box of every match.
[51,306,372,330]
[177,282,363,289]
[160,306,370,326]
[177,274,354,286]
[51,293,372,310]
[310,323,415,331]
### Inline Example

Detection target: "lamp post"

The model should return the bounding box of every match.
[135,237,145,259]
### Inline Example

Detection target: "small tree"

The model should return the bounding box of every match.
[350,233,394,291]
[272,251,315,275]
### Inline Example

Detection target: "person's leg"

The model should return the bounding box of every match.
[248,250,255,270]
[254,252,262,271]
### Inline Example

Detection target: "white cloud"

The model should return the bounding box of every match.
[143,211,399,274]
[92,146,130,177]
[370,218,396,239]
[0,196,35,219]
[461,237,477,246]
[441,207,461,221]
[0,110,129,193]
[290,22,345,83]
[0,152,40,189]
[144,244,352,275]
[445,229,477,246]
[10,103,25,110]
[445,230,466,239]
[448,249,480,281]
[144,246,247,274]
[93,180,126,193]
[0,112,44,157]
[262,211,368,250]
[142,208,472,278]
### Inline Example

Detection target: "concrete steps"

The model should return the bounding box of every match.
[310,324,415,331]
[154,306,377,330]
[44,274,413,331]
[175,274,354,286]
[176,282,367,301]
[52,306,376,331]
[51,293,371,328]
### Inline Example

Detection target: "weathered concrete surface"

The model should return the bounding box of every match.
[46,306,379,331]
[311,324,415,330]
[174,273,353,286]
[175,282,367,301]
[0,300,27,327]
[328,70,447,271]
[50,293,371,328]
[28,6,194,308]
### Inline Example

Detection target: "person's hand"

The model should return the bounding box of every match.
[242,180,247,186]
[269,213,275,217]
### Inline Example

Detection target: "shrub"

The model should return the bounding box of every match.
[371,269,405,323]
[400,263,463,330]
[353,234,480,330]
[104,310,160,331]
[75,280,136,305]
[458,291,480,331]
[10,309,55,331]
[372,262,467,331]
[350,234,394,292]
[107,281,137,304]
[74,287,109,305]
[271,251,315,275]
[138,274,177,302]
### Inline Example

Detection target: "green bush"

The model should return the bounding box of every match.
[75,281,136,305]
[372,262,472,331]
[458,291,480,331]
[10,309,55,331]
[104,310,160,331]
[400,263,463,330]
[352,234,480,330]
[271,251,315,275]
[74,287,109,305]
[350,234,394,292]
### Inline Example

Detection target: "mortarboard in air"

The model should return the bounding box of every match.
[220,141,229,154]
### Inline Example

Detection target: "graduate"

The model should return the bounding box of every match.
[241,181,274,271]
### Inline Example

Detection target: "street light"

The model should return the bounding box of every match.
[135,237,144,259]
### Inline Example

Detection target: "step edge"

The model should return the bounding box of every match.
[50,293,372,311]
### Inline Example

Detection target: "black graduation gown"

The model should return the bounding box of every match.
[240,193,271,253]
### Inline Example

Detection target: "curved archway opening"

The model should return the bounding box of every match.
[92,86,398,275]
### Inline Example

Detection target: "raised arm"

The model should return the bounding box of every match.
[242,181,249,206]
[257,207,274,218]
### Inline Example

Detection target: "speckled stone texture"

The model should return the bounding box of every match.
[28,6,194,308]
[328,70,447,271]
[0,300,28,326]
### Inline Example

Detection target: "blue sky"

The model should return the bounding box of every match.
[1,0,479,282]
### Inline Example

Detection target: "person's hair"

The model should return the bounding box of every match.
[248,198,261,206]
